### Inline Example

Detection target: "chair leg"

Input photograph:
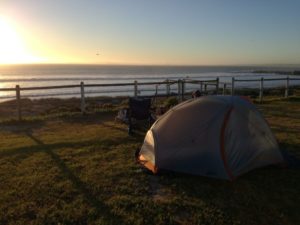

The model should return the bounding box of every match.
[148,115,155,127]
[128,116,133,135]
[128,124,133,135]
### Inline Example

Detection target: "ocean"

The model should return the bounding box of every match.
[0,64,299,100]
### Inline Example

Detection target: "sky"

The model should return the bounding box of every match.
[0,0,300,65]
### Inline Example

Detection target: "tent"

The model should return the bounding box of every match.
[137,96,284,180]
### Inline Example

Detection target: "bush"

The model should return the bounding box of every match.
[163,97,179,108]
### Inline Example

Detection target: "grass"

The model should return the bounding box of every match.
[0,97,299,225]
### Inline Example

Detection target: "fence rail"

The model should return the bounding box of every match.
[0,76,300,120]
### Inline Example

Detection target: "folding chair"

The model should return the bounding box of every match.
[127,97,155,135]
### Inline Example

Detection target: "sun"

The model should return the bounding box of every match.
[0,17,42,64]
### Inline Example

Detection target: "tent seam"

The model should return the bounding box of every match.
[220,106,235,181]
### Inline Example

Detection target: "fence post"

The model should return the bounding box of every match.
[155,84,159,98]
[134,80,138,97]
[223,83,227,95]
[16,85,22,121]
[231,77,235,95]
[285,76,289,98]
[80,82,85,114]
[166,79,170,96]
[216,77,219,94]
[259,77,264,103]
[204,83,207,94]
[178,80,182,101]
[181,80,185,100]
[200,81,203,93]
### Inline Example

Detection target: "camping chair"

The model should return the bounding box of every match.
[127,97,155,135]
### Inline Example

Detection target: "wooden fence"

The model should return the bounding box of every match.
[0,76,299,121]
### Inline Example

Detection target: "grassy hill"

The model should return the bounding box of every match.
[0,97,299,225]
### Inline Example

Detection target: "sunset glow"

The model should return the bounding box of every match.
[0,17,42,64]
[0,1,300,65]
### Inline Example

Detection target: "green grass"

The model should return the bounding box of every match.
[0,97,299,225]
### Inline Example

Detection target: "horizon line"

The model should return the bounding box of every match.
[1,62,300,67]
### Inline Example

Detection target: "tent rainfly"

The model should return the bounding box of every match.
[137,96,284,180]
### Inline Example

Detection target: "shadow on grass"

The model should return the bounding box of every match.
[152,161,300,224]
[0,138,112,158]
[271,126,300,135]
[58,111,151,137]
[59,111,116,125]
[287,96,300,102]
[279,142,300,168]
[24,132,124,224]
[0,119,45,132]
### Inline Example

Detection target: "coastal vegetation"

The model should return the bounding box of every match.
[0,95,299,225]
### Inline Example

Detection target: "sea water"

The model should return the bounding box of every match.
[0,64,299,100]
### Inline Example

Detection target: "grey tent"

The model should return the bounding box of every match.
[137,96,284,180]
